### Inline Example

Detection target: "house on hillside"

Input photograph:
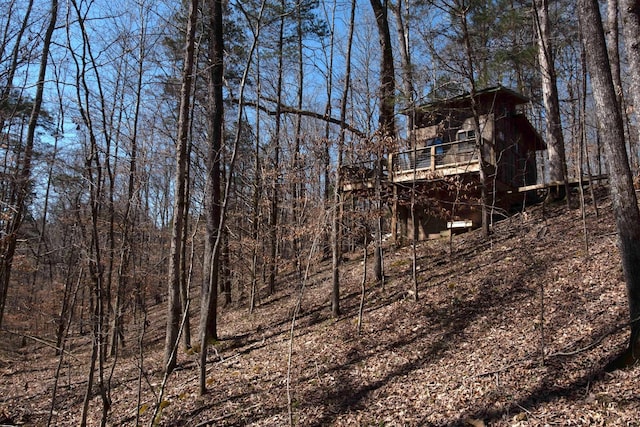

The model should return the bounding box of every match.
[342,86,546,242]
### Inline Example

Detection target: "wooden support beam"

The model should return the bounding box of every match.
[517,175,608,192]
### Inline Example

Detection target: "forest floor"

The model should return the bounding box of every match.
[2,186,640,426]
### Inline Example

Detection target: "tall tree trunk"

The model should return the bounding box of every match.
[0,0,56,331]
[607,0,623,104]
[0,0,33,131]
[534,0,569,201]
[604,0,637,173]
[180,139,193,349]
[292,2,305,275]
[247,2,267,313]
[331,0,356,318]
[322,1,336,260]
[199,0,224,395]
[268,0,286,296]
[458,3,489,237]
[621,0,640,162]
[222,227,232,306]
[0,1,35,323]
[580,0,640,368]
[111,8,148,355]
[164,0,198,375]
[369,0,396,284]
[250,52,262,313]
[391,0,414,244]
[391,0,414,132]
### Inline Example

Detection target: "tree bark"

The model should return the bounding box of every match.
[0,0,34,322]
[391,0,414,133]
[580,0,640,368]
[199,0,224,395]
[331,0,356,318]
[620,0,640,157]
[292,2,305,275]
[321,2,337,260]
[370,0,396,140]
[456,3,490,237]
[607,0,623,104]
[534,0,569,201]
[0,0,33,131]
[369,0,396,285]
[391,0,413,244]
[164,0,198,375]
[244,1,267,315]
[0,0,55,331]
[267,0,286,296]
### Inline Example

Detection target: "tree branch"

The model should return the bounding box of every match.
[236,98,367,139]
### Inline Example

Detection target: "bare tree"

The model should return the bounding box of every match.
[267,0,287,296]
[320,1,337,260]
[67,0,124,422]
[369,0,396,284]
[0,0,34,132]
[391,0,419,297]
[331,0,356,318]
[238,0,268,314]
[164,0,199,375]
[291,1,306,275]
[579,0,640,369]
[199,0,262,394]
[199,0,225,391]
[109,5,151,356]
[455,0,490,237]
[533,0,569,202]
[0,0,41,331]
[391,0,415,132]
[250,50,262,314]
[620,0,640,158]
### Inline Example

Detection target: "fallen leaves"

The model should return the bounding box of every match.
[2,190,640,426]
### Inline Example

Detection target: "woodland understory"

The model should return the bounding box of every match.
[3,0,640,425]
[2,187,639,426]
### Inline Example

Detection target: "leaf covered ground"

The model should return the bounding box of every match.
[1,187,639,426]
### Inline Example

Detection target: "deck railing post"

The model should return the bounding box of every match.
[431,145,436,171]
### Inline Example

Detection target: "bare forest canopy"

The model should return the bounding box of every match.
[2,0,640,425]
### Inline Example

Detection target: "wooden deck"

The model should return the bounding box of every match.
[392,161,480,183]
[341,139,481,191]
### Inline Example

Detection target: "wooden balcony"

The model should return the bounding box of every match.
[341,139,481,192]
[391,139,480,184]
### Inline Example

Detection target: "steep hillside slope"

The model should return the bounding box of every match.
[1,188,638,426]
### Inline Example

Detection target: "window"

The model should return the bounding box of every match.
[456,129,475,141]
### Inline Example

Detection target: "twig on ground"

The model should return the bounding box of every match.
[1,329,81,362]
[547,317,638,358]
[477,319,635,377]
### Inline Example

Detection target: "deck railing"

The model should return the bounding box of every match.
[391,138,478,173]
[341,139,480,190]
